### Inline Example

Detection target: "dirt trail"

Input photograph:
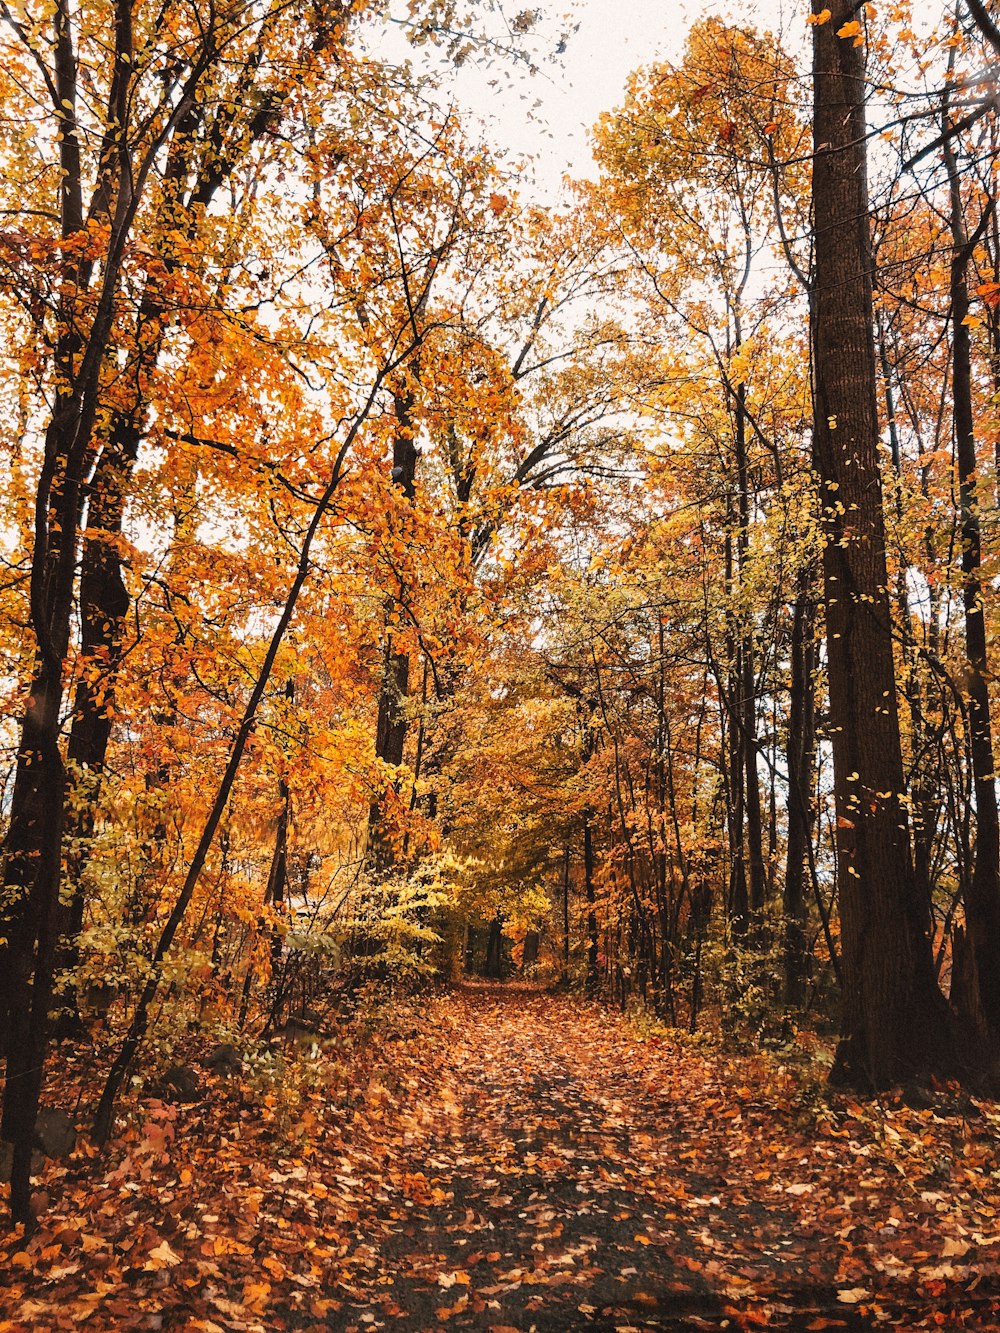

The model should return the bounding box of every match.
[5,984,1000,1331]
[300,986,1000,1331]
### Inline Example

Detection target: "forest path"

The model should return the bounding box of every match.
[5,985,1000,1331]
[329,983,783,1331]
[294,985,1000,1331]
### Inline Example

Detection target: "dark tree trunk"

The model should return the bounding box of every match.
[783,573,816,1008]
[366,640,411,871]
[485,915,504,979]
[724,534,749,937]
[584,815,599,994]
[811,0,952,1087]
[366,390,418,873]
[562,844,571,981]
[944,123,1000,1035]
[734,377,767,930]
[876,309,940,917]
[0,150,108,1218]
[60,415,143,1014]
[263,680,294,974]
[0,658,70,1223]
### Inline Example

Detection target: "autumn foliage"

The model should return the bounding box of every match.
[2,0,1000,1324]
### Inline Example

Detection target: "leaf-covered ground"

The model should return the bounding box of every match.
[4,985,1000,1330]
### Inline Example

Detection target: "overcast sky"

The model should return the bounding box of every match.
[406,0,802,197]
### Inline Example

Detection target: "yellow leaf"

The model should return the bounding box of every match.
[836,19,862,37]
[808,8,832,23]
[838,1288,871,1304]
[242,1280,271,1312]
[942,1237,970,1257]
[146,1240,182,1268]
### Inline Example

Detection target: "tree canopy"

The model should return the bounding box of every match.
[3,4,1000,1323]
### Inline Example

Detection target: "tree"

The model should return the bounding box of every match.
[0,0,375,1221]
[591,18,819,1000]
[809,0,952,1086]
[0,0,536,1220]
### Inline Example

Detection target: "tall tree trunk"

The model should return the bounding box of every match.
[562,844,571,982]
[584,815,599,995]
[60,414,144,1018]
[0,0,123,1205]
[724,532,750,936]
[811,0,951,1086]
[734,377,768,929]
[943,119,1000,1035]
[876,309,940,914]
[263,679,294,977]
[783,572,816,1008]
[0,651,70,1223]
[366,390,418,872]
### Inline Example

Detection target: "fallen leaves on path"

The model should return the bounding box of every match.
[3,987,1000,1330]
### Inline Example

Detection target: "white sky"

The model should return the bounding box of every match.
[405,0,803,198]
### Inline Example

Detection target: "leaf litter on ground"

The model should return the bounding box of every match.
[3,985,1000,1330]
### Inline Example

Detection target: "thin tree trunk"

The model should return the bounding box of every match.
[734,377,767,929]
[943,115,1000,1036]
[262,679,294,981]
[584,814,599,994]
[366,390,418,872]
[91,355,401,1146]
[562,844,571,982]
[783,572,816,1008]
[725,533,750,937]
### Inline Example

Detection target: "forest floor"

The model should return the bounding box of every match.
[4,985,1000,1331]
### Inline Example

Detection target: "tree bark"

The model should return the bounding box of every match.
[0,0,142,1213]
[811,0,952,1086]
[366,390,418,872]
[943,118,1000,1036]
[783,572,816,1008]
[583,814,599,994]
[734,378,768,930]
[485,915,504,979]
[562,844,571,982]
[724,533,750,937]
